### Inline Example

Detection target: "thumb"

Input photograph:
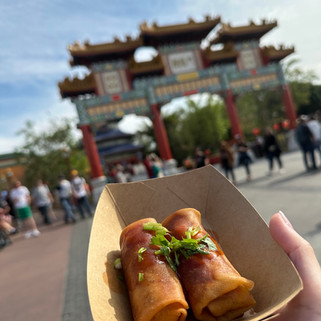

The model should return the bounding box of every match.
[269,211,321,287]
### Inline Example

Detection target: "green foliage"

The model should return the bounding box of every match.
[236,89,284,140]
[283,58,318,84]
[177,95,229,154]
[283,59,320,114]
[15,118,89,190]
[296,84,321,115]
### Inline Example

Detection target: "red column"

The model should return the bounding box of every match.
[282,84,297,129]
[224,89,243,138]
[150,104,173,160]
[79,124,104,178]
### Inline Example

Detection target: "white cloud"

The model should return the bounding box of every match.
[0,136,24,154]
[119,115,152,134]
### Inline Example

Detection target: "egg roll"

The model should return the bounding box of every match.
[120,218,189,321]
[162,208,256,321]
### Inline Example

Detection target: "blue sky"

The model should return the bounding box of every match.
[0,0,320,154]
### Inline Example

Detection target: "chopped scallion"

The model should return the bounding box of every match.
[114,258,122,270]
[137,247,147,262]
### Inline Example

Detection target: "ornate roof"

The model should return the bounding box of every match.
[58,73,95,98]
[95,128,133,143]
[68,36,143,66]
[203,42,238,64]
[140,15,221,46]
[98,143,143,157]
[261,44,295,62]
[211,19,277,44]
[128,54,164,77]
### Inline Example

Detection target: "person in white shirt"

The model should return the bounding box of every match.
[307,115,321,158]
[10,180,40,239]
[32,179,53,225]
[56,176,76,224]
[70,170,92,219]
[115,164,128,183]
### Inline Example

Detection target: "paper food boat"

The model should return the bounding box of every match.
[87,165,302,321]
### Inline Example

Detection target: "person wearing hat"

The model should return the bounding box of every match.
[70,170,92,219]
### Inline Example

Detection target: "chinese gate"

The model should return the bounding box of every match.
[59,16,296,179]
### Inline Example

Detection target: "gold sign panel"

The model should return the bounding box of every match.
[86,98,149,122]
[155,76,220,97]
[230,73,277,89]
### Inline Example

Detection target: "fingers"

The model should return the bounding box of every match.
[269,212,321,285]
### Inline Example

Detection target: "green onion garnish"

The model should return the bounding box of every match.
[140,223,219,272]
[114,258,122,270]
[137,247,147,262]
[143,222,168,235]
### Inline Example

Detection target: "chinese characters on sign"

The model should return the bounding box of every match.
[168,51,197,75]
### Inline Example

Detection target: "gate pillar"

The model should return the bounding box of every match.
[150,104,173,160]
[282,84,297,129]
[79,124,104,178]
[224,89,243,138]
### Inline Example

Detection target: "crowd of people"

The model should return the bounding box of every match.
[0,170,93,248]
[104,153,166,183]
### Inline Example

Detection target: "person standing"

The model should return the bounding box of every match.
[32,179,53,225]
[10,180,40,238]
[234,135,252,181]
[149,153,164,178]
[70,170,92,219]
[295,115,317,171]
[114,164,128,183]
[56,175,76,224]
[194,147,206,168]
[219,141,236,184]
[307,114,321,159]
[263,128,285,175]
[142,155,153,179]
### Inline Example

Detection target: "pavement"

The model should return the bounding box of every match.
[0,149,321,321]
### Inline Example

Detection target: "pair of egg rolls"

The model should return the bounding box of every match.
[120,209,255,321]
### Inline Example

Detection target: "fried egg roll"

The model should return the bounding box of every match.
[120,218,189,321]
[162,208,256,321]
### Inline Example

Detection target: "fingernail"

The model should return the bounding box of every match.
[278,210,294,229]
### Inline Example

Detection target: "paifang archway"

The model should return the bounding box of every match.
[58,15,296,180]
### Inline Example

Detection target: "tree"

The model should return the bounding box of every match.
[177,94,229,155]
[296,84,321,115]
[236,89,284,140]
[16,118,89,190]
[283,58,318,111]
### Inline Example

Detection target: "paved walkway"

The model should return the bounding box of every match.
[0,209,94,321]
[0,149,320,321]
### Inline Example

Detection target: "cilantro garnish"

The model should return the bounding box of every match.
[143,222,168,235]
[114,258,122,270]
[138,272,144,282]
[137,247,147,262]
[202,236,218,252]
[139,223,219,272]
